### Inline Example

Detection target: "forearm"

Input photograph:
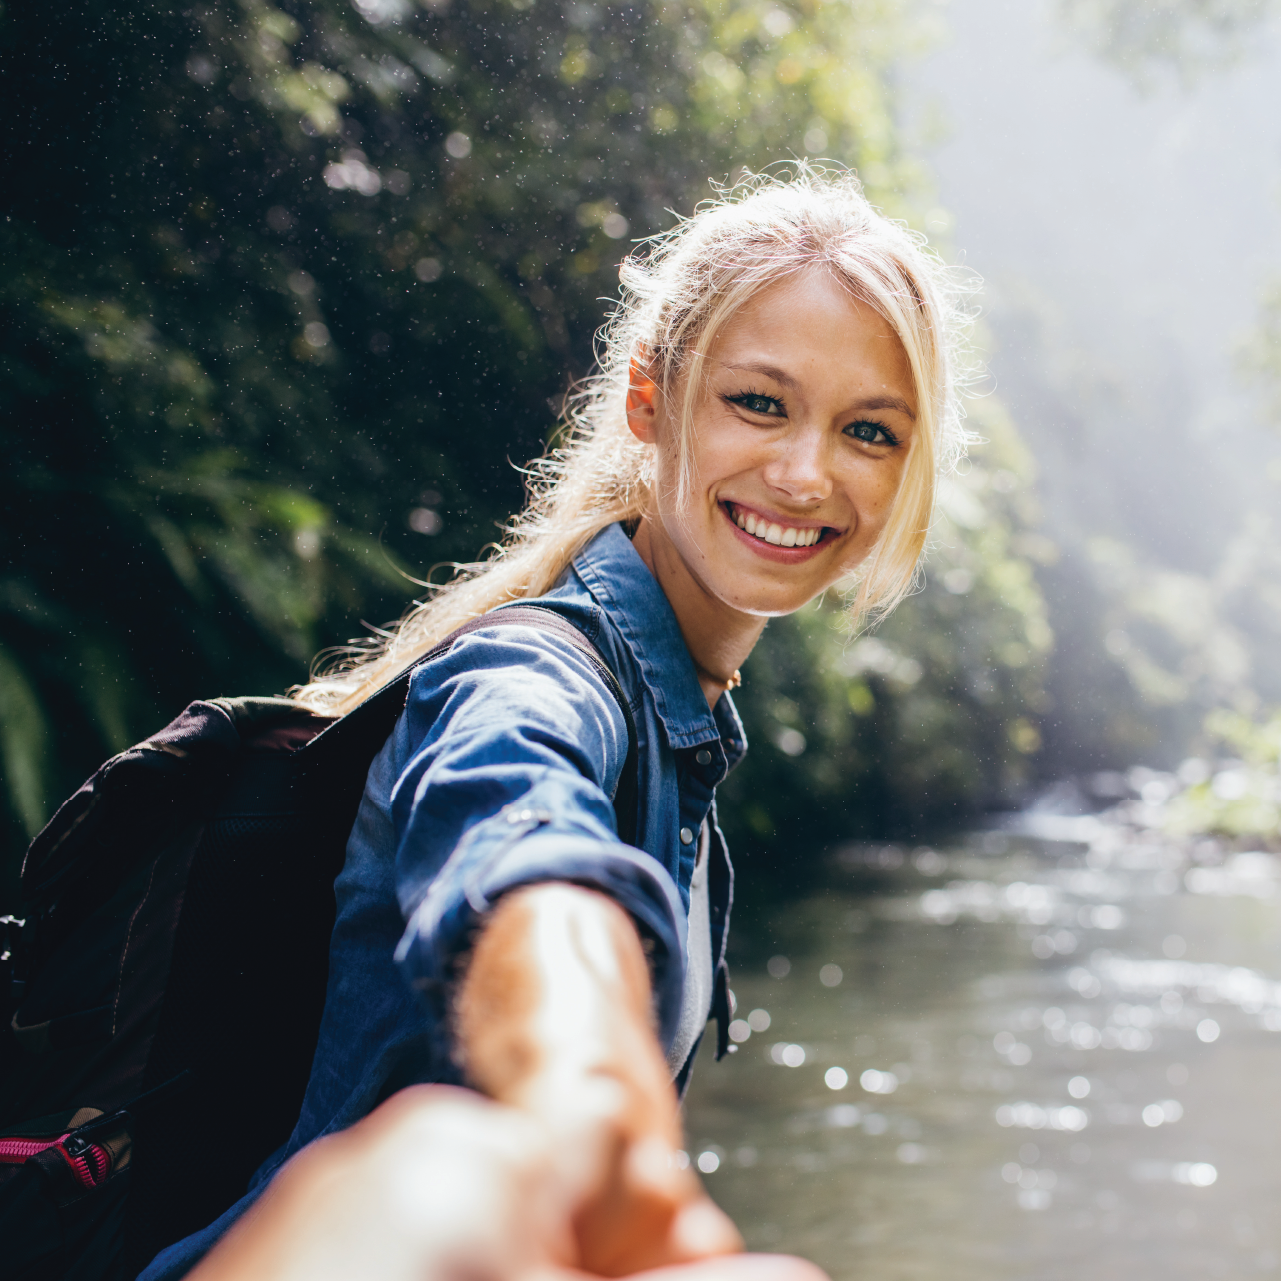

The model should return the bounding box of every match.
[457,882,740,1276]
[457,883,674,1134]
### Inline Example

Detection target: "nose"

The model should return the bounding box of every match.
[761,424,832,506]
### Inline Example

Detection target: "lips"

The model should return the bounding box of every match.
[725,502,829,549]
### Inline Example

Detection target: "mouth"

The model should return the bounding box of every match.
[721,501,837,559]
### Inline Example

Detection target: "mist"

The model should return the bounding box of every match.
[908,0,1281,772]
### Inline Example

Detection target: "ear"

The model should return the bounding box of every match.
[625,356,659,445]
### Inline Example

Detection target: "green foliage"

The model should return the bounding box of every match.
[0,643,52,839]
[1164,708,1281,841]
[0,0,1051,890]
[1003,515,1281,793]
[1086,522,1277,707]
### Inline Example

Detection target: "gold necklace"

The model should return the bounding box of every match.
[697,664,742,693]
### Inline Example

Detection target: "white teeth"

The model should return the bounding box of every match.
[733,506,823,547]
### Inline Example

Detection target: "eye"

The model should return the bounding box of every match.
[844,419,898,446]
[726,391,786,417]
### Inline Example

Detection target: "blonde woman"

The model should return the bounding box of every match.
[142,165,971,1280]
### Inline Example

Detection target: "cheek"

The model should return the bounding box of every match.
[847,457,907,525]
[872,466,908,515]
[655,415,753,512]
[692,417,768,491]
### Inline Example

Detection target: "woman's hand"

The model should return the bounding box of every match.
[457,884,742,1276]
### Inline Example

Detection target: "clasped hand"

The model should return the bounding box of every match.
[193,885,827,1281]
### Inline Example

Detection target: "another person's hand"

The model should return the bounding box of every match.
[457,884,741,1276]
[190,1085,827,1281]
[190,1086,570,1281]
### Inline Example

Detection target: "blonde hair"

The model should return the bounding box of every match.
[295,163,976,714]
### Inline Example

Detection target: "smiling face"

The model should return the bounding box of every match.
[629,268,920,624]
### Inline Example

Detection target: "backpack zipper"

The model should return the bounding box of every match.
[0,1131,112,1189]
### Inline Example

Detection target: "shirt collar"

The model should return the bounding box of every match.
[574,523,745,759]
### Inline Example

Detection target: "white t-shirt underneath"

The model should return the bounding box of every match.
[666,820,713,1076]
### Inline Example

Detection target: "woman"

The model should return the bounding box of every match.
[143,164,971,1279]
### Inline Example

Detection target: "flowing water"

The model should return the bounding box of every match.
[684,807,1281,1280]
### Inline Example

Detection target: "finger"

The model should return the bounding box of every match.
[666,1196,744,1261]
[573,1163,682,1276]
[624,1136,699,1201]
[525,1253,830,1281]
[631,1254,831,1281]
[622,1143,742,1263]
[573,1154,740,1275]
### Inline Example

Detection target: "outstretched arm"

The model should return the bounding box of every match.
[457,883,741,1276]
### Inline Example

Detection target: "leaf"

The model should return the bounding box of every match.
[0,641,52,839]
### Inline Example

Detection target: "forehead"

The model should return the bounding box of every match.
[705,268,915,402]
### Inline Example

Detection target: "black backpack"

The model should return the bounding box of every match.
[0,607,637,1281]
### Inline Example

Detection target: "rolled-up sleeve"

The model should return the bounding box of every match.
[388,624,685,1048]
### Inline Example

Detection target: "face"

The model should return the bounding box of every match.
[629,269,919,620]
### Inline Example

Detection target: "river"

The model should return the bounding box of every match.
[684,804,1281,1279]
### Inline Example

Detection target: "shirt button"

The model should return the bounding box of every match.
[695,749,712,765]
[680,826,695,845]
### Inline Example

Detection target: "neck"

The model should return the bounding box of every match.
[630,516,767,711]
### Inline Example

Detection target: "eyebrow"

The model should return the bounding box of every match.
[722,361,917,421]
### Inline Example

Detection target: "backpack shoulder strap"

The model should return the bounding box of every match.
[301,607,640,845]
[490,609,639,846]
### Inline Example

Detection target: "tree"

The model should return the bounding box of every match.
[0,0,1050,891]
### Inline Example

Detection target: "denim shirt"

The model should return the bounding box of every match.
[141,523,746,1279]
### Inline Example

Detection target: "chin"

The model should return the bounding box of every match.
[714,579,822,618]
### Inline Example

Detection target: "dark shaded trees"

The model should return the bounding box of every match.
[1,0,1051,892]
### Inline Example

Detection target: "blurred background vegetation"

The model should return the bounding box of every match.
[2,0,1279,904]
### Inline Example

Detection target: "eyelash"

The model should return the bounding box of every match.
[724,390,900,447]
[725,389,785,417]
[846,420,899,447]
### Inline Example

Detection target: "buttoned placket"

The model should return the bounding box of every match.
[670,728,737,1090]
